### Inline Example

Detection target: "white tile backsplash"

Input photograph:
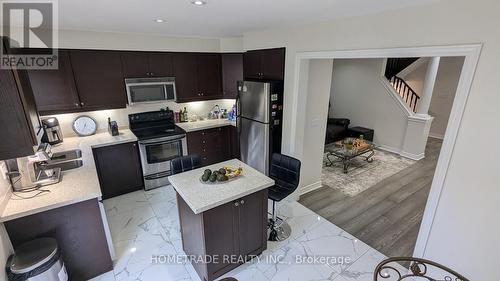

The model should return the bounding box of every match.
[44,99,236,138]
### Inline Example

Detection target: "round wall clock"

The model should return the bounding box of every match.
[73,115,97,136]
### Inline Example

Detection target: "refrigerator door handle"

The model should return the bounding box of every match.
[236,81,242,136]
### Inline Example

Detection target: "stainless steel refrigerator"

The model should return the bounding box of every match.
[237,81,283,175]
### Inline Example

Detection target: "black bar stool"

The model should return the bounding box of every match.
[170,155,201,175]
[267,153,301,241]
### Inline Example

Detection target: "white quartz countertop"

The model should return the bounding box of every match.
[176,119,236,132]
[168,159,274,214]
[0,129,138,222]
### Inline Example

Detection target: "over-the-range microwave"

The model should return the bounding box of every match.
[125,77,176,105]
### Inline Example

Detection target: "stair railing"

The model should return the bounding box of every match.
[390,76,420,112]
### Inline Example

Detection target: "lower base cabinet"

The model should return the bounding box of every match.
[177,189,268,281]
[187,126,232,166]
[229,125,240,159]
[4,199,113,281]
[92,141,144,199]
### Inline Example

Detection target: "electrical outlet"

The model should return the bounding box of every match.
[0,161,8,180]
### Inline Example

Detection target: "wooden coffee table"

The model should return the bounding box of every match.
[325,138,375,173]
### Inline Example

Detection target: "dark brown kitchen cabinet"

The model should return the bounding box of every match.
[92,141,144,199]
[0,38,42,160]
[121,52,174,78]
[243,51,262,80]
[27,50,81,114]
[177,188,267,281]
[148,52,174,77]
[196,53,222,99]
[172,52,198,102]
[120,52,149,78]
[5,199,113,281]
[221,53,243,99]
[186,126,231,166]
[229,125,240,159]
[70,50,127,110]
[173,53,223,102]
[243,47,285,80]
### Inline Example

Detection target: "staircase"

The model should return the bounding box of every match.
[385,58,420,112]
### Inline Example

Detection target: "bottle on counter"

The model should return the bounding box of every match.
[183,107,188,122]
[179,109,184,122]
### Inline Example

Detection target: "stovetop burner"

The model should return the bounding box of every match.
[128,110,185,140]
[131,125,185,140]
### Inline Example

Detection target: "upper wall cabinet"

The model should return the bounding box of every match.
[172,52,198,102]
[27,49,241,115]
[70,50,127,111]
[221,53,243,99]
[243,48,285,80]
[121,52,173,78]
[28,50,80,114]
[196,53,222,99]
[173,53,223,102]
[0,39,43,159]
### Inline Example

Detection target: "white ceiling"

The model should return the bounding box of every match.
[58,0,439,38]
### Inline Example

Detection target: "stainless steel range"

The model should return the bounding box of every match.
[129,110,187,190]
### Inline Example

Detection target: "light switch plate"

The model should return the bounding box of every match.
[0,161,7,180]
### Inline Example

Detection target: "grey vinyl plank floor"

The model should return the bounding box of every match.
[299,138,442,258]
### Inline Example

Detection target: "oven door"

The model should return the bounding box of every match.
[138,135,186,190]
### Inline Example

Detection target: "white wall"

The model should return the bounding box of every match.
[300,59,333,193]
[57,29,222,52]
[329,58,408,151]
[242,0,500,279]
[405,57,465,139]
[220,37,244,52]
[45,99,236,137]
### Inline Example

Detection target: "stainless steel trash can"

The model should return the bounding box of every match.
[6,238,68,281]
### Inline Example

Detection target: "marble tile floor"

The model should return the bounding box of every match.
[90,185,406,281]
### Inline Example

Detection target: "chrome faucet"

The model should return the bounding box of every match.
[5,143,62,192]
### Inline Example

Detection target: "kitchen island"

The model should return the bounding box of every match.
[168,159,274,281]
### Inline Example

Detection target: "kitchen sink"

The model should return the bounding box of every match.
[44,149,83,171]
[45,159,83,171]
[50,149,82,162]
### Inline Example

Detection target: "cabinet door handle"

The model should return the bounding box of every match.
[240,199,245,205]
[80,102,85,106]
[150,72,154,76]
[74,103,79,107]
[234,201,239,207]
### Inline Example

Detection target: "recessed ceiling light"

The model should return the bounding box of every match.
[191,0,206,6]
[154,19,165,23]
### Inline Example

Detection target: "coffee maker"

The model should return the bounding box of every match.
[41,117,63,145]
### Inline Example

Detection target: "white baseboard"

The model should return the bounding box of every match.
[400,151,425,161]
[377,144,424,160]
[428,132,445,140]
[375,144,401,155]
[299,181,322,196]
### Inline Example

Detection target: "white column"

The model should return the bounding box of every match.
[417,57,441,115]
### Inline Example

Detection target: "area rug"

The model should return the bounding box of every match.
[321,146,416,197]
